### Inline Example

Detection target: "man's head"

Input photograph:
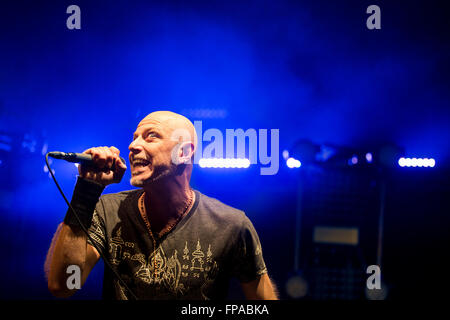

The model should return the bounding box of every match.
[128,111,197,187]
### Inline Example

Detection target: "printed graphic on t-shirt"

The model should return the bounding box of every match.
[95,224,221,299]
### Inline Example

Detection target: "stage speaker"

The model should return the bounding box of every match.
[293,165,383,300]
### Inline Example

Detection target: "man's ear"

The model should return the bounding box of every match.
[180,141,195,164]
[171,141,194,165]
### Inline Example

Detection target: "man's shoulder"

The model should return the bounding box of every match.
[99,188,142,204]
[196,190,248,226]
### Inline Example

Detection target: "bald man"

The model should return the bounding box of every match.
[45,111,278,300]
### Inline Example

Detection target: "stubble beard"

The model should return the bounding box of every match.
[130,164,176,188]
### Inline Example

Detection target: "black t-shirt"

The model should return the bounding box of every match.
[87,188,267,300]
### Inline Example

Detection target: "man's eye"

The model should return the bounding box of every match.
[147,132,157,138]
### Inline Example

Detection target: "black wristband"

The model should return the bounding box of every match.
[64,177,105,228]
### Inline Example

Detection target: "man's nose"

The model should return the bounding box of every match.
[129,137,144,153]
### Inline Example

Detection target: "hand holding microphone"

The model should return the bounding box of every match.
[49,146,127,186]
[79,146,127,186]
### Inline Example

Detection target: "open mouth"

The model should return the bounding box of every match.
[132,159,151,167]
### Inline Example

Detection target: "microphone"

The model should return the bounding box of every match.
[48,151,126,170]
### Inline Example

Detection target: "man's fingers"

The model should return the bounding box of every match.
[95,146,113,169]
[117,158,127,170]
[110,146,120,156]
[98,147,109,169]
[78,146,126,185]
[108,146,127,171]
[99,146,114,170]
[83,148,94,155]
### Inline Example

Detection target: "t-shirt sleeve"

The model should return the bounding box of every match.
[86,200,107,256]
[230,216,268,283]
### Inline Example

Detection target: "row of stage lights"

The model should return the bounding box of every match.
[36,152,438,175]
[198,158,250,168]
[398,157,435,168]
[41,156,436,177]
[283,152,436,169]
[288,152,375,167]
[196,156,436,169]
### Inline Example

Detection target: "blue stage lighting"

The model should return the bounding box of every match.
[198,158,250,168]
[0,134,12,152]
[398,157,435,168]
[365,152,373,163]
[181,108,228,119]
[286,157,301,168]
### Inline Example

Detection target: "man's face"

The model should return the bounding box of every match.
[128,117,178,187]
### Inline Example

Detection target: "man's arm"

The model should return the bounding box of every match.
[45,223,100,298]
[44,146,126,298]
[241,273,279,300]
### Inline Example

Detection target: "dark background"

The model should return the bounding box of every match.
[0,0,448,300]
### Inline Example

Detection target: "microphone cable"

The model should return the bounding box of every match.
[45,153,138,300]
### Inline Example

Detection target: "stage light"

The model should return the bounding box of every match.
[350,155,358,165]
[365,152,373,163]
[282,150,289,160]
[0,134,12,152]
[429,158,436,167]
[198,158,250,168]
[43,163,55,178]
[398,157,435,168]
[41,143,49,155]
[22,134,37,153]
[315,145,336,162]
[181,108,228,119]
[286,157,301,168]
